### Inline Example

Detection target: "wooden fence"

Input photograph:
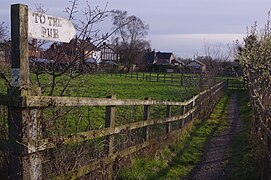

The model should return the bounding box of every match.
[0,4,228,179]
[109,72,200,86]
[226,78,247,90]
[0,80,227,179]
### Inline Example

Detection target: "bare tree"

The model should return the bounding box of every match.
[111,10,150,72]
[0,22,8,43]
[29,0,117,96]
[0,22,10,85]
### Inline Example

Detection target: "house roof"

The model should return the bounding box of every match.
[85,58,97,64]
[145,51,156,64]
[98,42,118,53]
[172,59,185,66]
[156,52,174,59]
[186,60,206,67]
[66,38,98,51]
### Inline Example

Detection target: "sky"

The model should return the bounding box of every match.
[1,0,271,58]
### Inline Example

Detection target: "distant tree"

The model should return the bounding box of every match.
[0,22,8,42]
[111,10,150,72]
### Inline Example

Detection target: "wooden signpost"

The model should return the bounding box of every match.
[28,11,76,42]
[9,3,76,179]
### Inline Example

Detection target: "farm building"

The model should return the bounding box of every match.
[143,50,184,72]
[185,60,206,73]
[154,51,175,65]
[99,42,119,64]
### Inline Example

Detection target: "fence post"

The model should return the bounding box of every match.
[8,4,42,180]
[190,99,196,121]
[166,100,172,133]
[156,73,159,82]
[180,74,184,86]
[226,79,229,89]
[181,105,186,127]
[105,94,116,155]
[104,94,116,178]
[136,72,138,80]
[143,97,151,141]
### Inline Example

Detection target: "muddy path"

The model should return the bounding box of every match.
[187,93,242,180]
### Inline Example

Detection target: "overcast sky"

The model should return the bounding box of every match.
[1,0,271,58]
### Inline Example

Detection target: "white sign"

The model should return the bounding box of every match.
[28,11,76,42]
[11,68,20,87]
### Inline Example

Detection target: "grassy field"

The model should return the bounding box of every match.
[0,73,201,138]
[26,73,199,101]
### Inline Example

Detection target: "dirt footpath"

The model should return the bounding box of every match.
[187,93,242,180]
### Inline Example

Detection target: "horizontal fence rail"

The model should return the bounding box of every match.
[0,81,227,179]
[109,72,200,86]
[227,78,247,90]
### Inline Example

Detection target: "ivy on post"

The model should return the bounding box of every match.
[166,100,172,134]
[143,97,151,141]
[8,4,42,179]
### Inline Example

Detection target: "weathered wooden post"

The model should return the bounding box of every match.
[166,101,172,134]
[143,97,151,141]
[181,105,186,128]
[156,73,159,82]
[190,99,196,121]
[105,94,116,155]
[8,4,42,179]
[104,94,116,179]
[180,74,184,86]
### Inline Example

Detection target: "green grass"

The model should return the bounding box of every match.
[117,94,230,179]
[224,90,260,179]
[0,72,201,144]
[0,73,198,138]
[29,73,199,101]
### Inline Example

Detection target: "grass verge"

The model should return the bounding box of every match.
[224,90,260,179]
[117,93,230,179]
